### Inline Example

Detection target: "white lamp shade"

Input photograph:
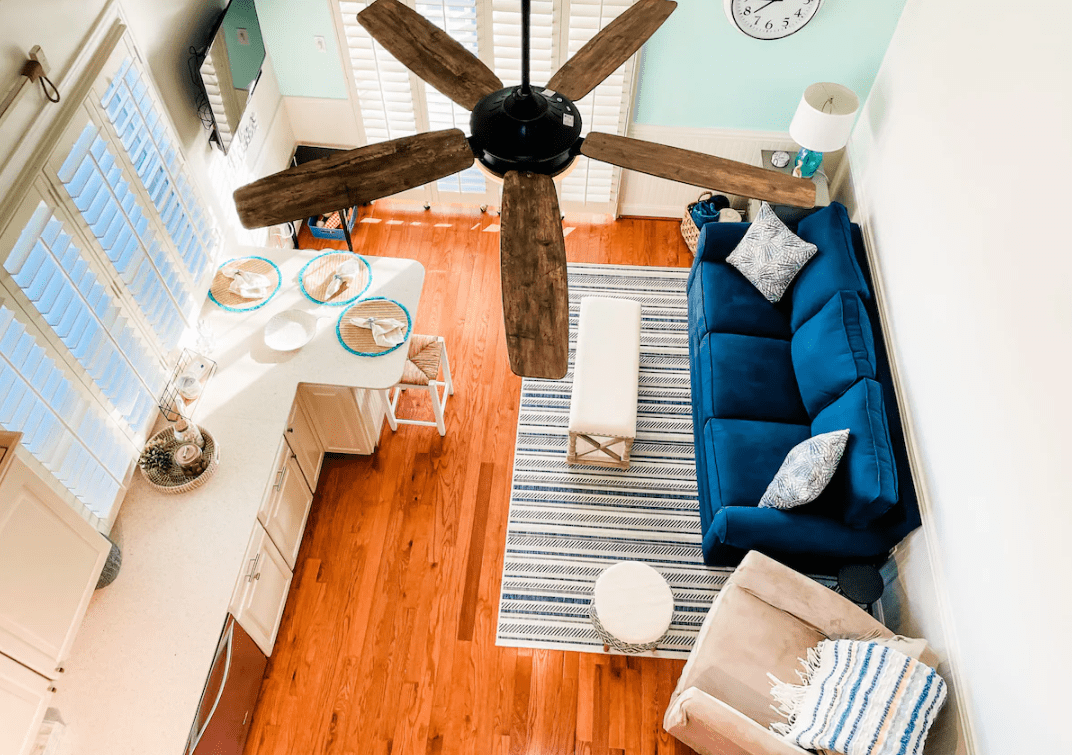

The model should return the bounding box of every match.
[789,82,860,153]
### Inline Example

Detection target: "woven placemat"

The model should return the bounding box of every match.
[337,297,412,357]
[207,256,282,312]
[299,251,372,306]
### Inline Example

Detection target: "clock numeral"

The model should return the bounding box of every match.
[783,17,790,27]
[765,20,773,30]
[795,9,804,17]
[742,5,751,15]
[754,15,761,25]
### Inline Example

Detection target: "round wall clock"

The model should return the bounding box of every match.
[723,0,823,41]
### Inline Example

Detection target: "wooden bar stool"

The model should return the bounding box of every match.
[381,335,454,436]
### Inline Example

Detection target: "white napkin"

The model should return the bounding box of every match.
[350,316,406,347]
[324,258,361,300]
[227,268,271,299]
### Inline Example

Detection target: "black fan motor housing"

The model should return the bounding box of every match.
[469,86,583,177]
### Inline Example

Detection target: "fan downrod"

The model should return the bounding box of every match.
[468,86,583,177]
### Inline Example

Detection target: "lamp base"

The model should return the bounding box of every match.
[793,148,824,179]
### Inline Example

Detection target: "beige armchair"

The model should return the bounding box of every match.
[663,551,935,755]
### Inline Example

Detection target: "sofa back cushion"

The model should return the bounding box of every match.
[788,203,870,331]
[811,379,899,528]
[792,291,877,417]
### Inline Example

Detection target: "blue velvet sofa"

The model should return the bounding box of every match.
[687,203,920,574]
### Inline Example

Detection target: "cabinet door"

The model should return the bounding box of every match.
[0,458,110,679]
[229,524,292,657]
[300,384,374,455]
[287,395,322,490]
[0,652,52,755]
[258,441,313,570]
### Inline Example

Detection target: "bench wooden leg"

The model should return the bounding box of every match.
[567,431,634,470]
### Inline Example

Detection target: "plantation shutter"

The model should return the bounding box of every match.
[556,0,635,208]
[0,31,220,527]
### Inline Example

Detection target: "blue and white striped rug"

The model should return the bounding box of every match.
[495,262,730,659]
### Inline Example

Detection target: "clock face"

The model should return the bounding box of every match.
[724,0,823,41]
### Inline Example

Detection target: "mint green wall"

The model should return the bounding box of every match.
[253,0,348,99]
[634,0,908,131]
[221,0,265,90]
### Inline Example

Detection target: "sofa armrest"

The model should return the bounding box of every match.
[728,550,892,642]
[664,686,808,755]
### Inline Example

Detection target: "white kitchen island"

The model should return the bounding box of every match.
[49,246,424,755]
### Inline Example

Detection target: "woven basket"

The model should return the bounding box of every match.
[680,191,713,256]
[140,426,220,494]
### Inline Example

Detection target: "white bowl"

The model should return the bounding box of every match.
[264,310,318,351]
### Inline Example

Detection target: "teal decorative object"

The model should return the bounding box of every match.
[794,148,824,179]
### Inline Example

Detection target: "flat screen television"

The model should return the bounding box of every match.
[197,0,266,154]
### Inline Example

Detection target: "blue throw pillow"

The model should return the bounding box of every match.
[792,291,877,417]
[788,203,870,331]
[812,379,898,528]
[704,418,810,508]
[702,333,808,423]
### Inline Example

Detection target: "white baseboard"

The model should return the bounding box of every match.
[617,123,846,219]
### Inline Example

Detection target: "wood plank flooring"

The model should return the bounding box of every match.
[244,204,698,755]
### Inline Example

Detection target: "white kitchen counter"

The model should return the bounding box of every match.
[50,246,424,755]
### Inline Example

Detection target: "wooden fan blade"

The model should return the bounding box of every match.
[499,171,569,379]
[357,0,503,110]
[581,132,817,208]
[233,130,474,229]
[546,0,676,102]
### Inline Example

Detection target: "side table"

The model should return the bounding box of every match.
[747,149,831,225]
[835,564,885,614]
[589,561,674,654]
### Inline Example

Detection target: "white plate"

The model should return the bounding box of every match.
[264,310,318,351]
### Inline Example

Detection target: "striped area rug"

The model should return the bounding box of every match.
[496,261,729,659]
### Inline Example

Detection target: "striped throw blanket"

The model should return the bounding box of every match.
[769,639,947,755]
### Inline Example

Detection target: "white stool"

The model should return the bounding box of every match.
[380,335,454,436]
[567,297,641,469]
[589,561,674,654]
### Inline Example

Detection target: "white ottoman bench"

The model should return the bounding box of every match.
[567,297,641,470]
[589,561,675,654]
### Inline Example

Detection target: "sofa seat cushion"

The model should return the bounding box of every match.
[678,582,826,728]
[691,262,791,340]
[789,204,870,331]
[792,291,877,417]
[812,379,899,528]
[701,333,807,423]
[704,418,810,509]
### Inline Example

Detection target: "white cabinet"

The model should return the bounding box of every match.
[299,383,383,455]
[258,438,314,570]
[0,652,52,755]
[229,522,293,656]
[0,456,109,680]
[286,394,322,489]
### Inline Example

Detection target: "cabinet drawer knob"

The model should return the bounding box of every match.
[287,427,293,433]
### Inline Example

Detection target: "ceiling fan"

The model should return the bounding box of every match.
[233,0,815,379]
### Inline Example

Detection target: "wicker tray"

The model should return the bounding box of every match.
[140,426,220,494]
[298,251,371,306]
[208,256,282,312]
[337,297,412,357]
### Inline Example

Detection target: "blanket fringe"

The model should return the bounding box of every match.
[767,642,827,734]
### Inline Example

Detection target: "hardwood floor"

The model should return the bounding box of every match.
[244,203,698,755]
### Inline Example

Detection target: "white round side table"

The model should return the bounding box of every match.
[589,561,674,654]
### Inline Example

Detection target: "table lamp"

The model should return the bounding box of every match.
[789,82,859,179]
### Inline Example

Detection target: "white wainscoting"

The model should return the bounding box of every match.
[617,123,845,219]
[282,96,362,150]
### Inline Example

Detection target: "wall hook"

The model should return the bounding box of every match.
[0,46,59,128]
